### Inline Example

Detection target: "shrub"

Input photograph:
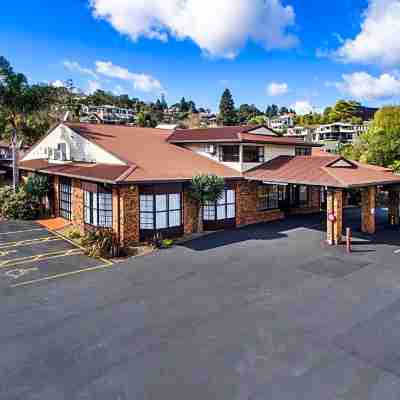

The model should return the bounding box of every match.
[162,239,174,248]
[81,228,119,258]
[25,173,50,201]
[0,186,41,220]
[65,228,82,241]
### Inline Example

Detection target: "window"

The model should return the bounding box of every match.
[220,146,240,162]
[139,193,182,230]
[243,146,264,163]
[295,147,312,156]
[84,185,112,227]
[257,185,279,211]
[203,189,236,221]
[59,178,72,220]
[299,185,309,207]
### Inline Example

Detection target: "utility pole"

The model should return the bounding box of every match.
[11,128,19,192]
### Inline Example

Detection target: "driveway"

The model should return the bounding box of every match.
[1,211,400,399]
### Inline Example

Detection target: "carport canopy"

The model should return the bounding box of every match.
[245,155,400,245]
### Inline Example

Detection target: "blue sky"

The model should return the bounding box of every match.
[2,0,400,113]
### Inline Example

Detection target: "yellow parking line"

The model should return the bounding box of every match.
[0,228,45,235]
[0,249,83,268]
[0,236,61,249]
[11,261,114,288]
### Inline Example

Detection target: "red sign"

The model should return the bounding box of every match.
[328,213,336,222]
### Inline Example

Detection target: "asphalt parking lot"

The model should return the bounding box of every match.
[1,210,400,399]
[0,220,111,288]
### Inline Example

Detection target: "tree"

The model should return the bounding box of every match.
[341,106,400,167]
[160,93,168,110]
[237,104,262,124]
[189,174,225,233]
[0,56,56,144]
[279,106,289,115]
[248,115,267,126]
[218,89,238,126]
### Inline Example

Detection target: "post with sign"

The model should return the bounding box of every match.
[11,128,19,192]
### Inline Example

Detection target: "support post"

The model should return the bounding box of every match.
[361,186,376,234]
[388,189,400,226]
[327,189,343,245]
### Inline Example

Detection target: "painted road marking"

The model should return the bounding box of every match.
[0,249,83,269]
[0,250,18,257]
[394,249,400,254]
[0,236,61,249]
[5,268,39,279]
[11,260,114,288]
[0,228,46,236]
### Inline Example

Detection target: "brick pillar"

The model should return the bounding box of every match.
[183,188,199,235]
[72,179,84,230]
[388,189,400,226]
[326,189,343,245]
[361,186,376,234]
[53,175,60,217]
[118,186,140,245]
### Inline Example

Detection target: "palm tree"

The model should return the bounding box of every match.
[189,174,225,233]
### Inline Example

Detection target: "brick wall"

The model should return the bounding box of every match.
[53,175,60,217]
[326,189,343,245]
[117,185,140,245]
[236,181,285,227]
[361,186,376,234]
[388,189,400,226]
[72,179,84,230]
[183,189,199,235]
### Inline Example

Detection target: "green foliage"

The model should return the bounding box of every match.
[0,56,58,144]
[65,228,82,241]
[189,174,225,205]
[265,104,279,118]
[162,239,174,248]
[390,160,400,174]
[25,173,50,201]
[341,106,400,167]
[248,115,268,126]
[218,89,238,126]
[81,229,119,258]
[0,186,41,220]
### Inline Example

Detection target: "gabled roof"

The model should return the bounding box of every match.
[168,125,317,146]
[19,123,241,183]
[245,155,400,188]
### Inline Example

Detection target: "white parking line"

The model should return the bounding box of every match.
[394,249,400,254]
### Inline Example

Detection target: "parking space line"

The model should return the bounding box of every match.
[0,236,61,249]
[394,249,400,254]
[11,260,114,288]
[0,228,46,236]
[0,249,83,268]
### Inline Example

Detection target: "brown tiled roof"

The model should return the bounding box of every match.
[168,125,317,146]
[63,123,241,182]
[245,156,400,188]
[19,159,132,183]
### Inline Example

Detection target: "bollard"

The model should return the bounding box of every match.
[346,227,352,253]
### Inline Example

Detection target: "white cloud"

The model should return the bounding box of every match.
[113,84,124,95]
[291,101,313,115]
[336,0,400,66]
[63,60,98,79]
[51,80,65,88]
[95,61,163,92]
[89,0,298,59]
[334,71,400,100]
[87,80,102,94]
[267,82,289,96]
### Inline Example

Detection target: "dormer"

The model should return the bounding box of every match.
[46,141,71,164]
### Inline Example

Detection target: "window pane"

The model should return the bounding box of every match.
[169,193,181,210]
[217,191,226,205]
[226,189,235,204]
[203,204,215,221]
[140,212,153,229]
[155,194,167,212]
[140,195,153,212]
[221,145,240,162]
[156,211,168,229]
[217,205,226,220]
[92,191,98,226]
[169,210,181,227]
[227,204,235,218]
